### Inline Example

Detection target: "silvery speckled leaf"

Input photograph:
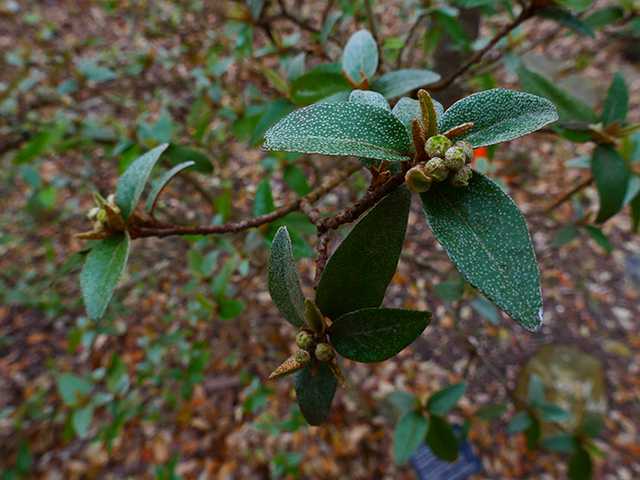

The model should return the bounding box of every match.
[263,103,411,162]
[420,172,543,331]
[342,29,378,84]
[439,89,559,148]
[391,97,444,132]
[268,226,307,328]
[349,89,390,110]
[371,69,441,99]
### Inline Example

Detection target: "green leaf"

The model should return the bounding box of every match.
[328,308,431,362]
[517,66,597,123]
[371,69,441,99]
[219,298,246,319]
[508,411,533,433]
[289,63,351,106]
[394,410,430,464]
[568,447,593,480]
[552,224,580,247]
[348,89,390,110]
[434,10,470,52]
[116,143,169,221]
[254,179,275,217]
[632,192,640,233]
[57,374,92,406]
[106,353,130,395]
[251,99,297,146]
[543,434,577,453]
[427,382,467,415]
[294,362,337,426]
[527,373,544,407]
[73,405,95,439]
[583,7,624,30]
[537,7,594,37]
[268,226,307,328]
[391,97,444,132]
[316,186,411,319]
[388,391,417,412]
[263,67,289,94]
[15,123,67,164]
[556,0,594,13]
[15,442,32,475]
[433,280,464,301]
[342,29,378,84]
[263,103,411,162]
[584,226,612,253]
[582,414,604,438]
[284,166,311,196]
[591,145,629,223]
[540,403,573,422]
[474,402,508,420]
[470,294,500,325]
[421,173,543,331]
[600,72,628,126]
[146,161,195,214]
[426,415,459,462]
[150,109,173,143]
[439,89,558,148]
[526,417,541,450]
[80,233,131,321]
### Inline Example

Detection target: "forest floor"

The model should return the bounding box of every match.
[1,1,639,479]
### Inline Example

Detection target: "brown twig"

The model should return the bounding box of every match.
[395,13,428,69]
[314,232,330,289]
[536,176,593,216]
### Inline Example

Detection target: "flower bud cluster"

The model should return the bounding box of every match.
[406,136,474,192]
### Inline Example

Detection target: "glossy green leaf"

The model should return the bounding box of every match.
[342,29,378,84]
[426,415,459,462]
[263,103,411,162]
[584,226,612,253]
[568,447,593,480]
[268,226,306,328]
[371,69,441,99]
[474,402,508,420]
[543,434,577,453]
[421,173,543,331]
[316,187,412,319]
[439,89,558,148]
[290,63,351,106]
[600,72,628,126]
[116,143,169,221]
[537,7,594,37]
[427,382,467,415]
[250,99,297,146]
[328,308,431,362]
[294,362,337,426]
[394,410,430,464]
[80,233,131,321]
[591,145,629,223]
[517,66,597,123]
[164,144,213,173]
[57,374,92,406]
[72,405,94,439]
[349,89,390,110]
[146,161,195,214]
[508,411,533,433]
[254,179,275,217]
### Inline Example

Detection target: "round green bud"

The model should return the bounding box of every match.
[424,158,449,183]
[296,331,314,350]
[425,135,452,158]
[451,166,473,188]
[444,146,466,171]
[405,165,432,193]
[454,141,474,164]
[314,343,334,363]
[295,349,312,365]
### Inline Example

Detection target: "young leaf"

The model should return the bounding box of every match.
[600,72,628,126]
[341,29,378,84]
[263,103,411,162]
[116,143,169,221]
[517,66,597,123]
[349,89,390,110]
[371,69,441,99]
[421,173,543,331]
[57,374,92,406]
[289,63,351,106]
[568,447,593,480]
[316,187,411,319]
[328,308,431,362]
[427,382,468,415]
[294,362,337,426]
[268,226,307,328]
[426,415,459,462]
[591,145,629,223]
[146,161,195,214]
[80,233,131,321]
[537,7,594,37]
[394,410,430,464]
[438,89,558,148]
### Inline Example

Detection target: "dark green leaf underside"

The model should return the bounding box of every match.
[421,173,543,331]
[295,362,337,426]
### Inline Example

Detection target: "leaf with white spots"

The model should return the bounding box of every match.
[349,89,390,110]
[263,103,411,162]
[342,29,378,84]
[439,89,559,148]
[420,172,543,331]
[391,97,444,133]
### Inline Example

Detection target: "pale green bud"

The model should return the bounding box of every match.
[454,141,474,164]
[425,135,452,158]
[451,166,473,188]
[424,158,449,183]
[315,343,334,362]
[444,146,466,171]
[405,166,432,193]
[296,331,314,350]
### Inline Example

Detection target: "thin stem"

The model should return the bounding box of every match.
[536,176,593,216]
[395,13,427,69]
